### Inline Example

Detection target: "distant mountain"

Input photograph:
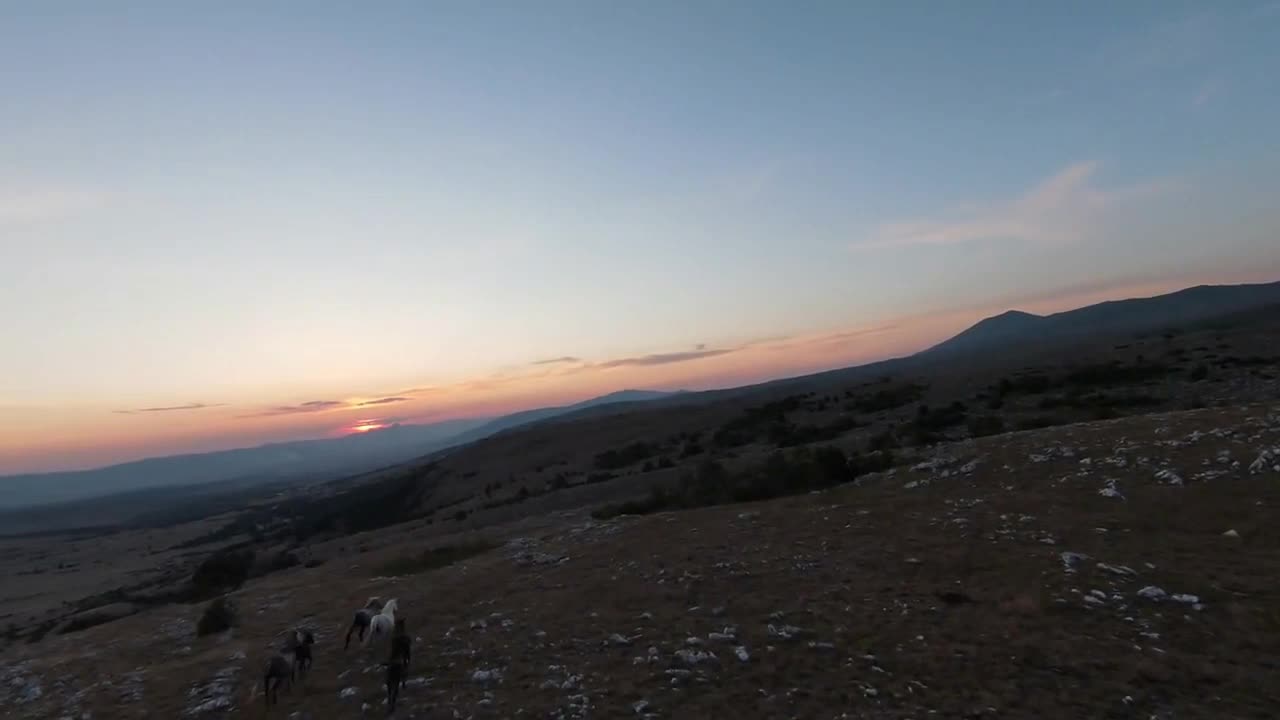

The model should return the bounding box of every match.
[0,418,486,510]
[923,281,1280,358]
[438,389,681,448]
[0,389,680,512]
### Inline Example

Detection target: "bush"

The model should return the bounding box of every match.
[596,445,899,520]
[967,415,1005,438]
[190,547,255,601]
[196,596,237,637]
[375,540,498,577]
[867,428,898,452]
[594,442,658,470]
[1189,363,1209,382]
[266,550,300,573]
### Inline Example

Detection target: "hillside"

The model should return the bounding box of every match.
[6,280,1277,520]
[3,403,1277,718]
[438,389,681,449]
[925,280,1280,357]
[0,391,680,520]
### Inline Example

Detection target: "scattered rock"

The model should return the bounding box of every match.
[339,687,359,700]
[1097,563,1137,577]
[673,649,719,666]
[1137,586,1168,602]
[1223,529,1241,538]
[1061,552,1089,572]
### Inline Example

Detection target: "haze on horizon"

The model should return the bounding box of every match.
[3,1,1279,475]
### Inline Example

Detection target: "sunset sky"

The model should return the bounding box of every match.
[3,1,1279,474]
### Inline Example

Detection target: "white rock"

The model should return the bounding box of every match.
[1223,529,1240,538]
[471,668,503,683]
[1137,586,1167,601]
[1248,449,1276,474]
[1171,593,1200,604]
[734,646,750,662]
[1060,552,1089,572]
[1097,563,1137,577]
[674,649,718,666]
[339,687,359,700]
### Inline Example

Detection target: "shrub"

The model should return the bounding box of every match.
[1189,363,1209,382]
[196,596,237,637]
[594,441,658,470]
[867,428,898,452]
[375,540,498,577]
[190,547,254,600]
[1017,416,1065,431]
[967,415,1005,438]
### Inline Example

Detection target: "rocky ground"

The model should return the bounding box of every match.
[3,403,1279,719]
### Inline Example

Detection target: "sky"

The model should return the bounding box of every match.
[3,1,1279,474]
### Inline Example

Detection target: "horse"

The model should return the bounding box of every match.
[363,598,398,647]
[385,618,413,714]
[259,652,294,706]
[284,628,316,681]
[344,597,385,649]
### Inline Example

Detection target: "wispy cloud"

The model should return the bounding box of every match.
[392,386,437,396]
[531,356,583,366]
[856,161,1178,251]
[597,348,732,369]
[354,396,410,407]
[113,402,225,415]
[239,400,344,418]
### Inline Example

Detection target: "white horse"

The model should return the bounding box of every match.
[362,598,398,647]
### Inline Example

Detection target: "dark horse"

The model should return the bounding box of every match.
[385,618,413,714]
[286,628,316,680]
[344,597,385,649]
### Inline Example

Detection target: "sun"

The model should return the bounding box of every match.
[350,421,386,434]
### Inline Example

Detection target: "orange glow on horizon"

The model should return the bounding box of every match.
[6,270,1278,475]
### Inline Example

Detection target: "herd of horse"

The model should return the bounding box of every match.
[256,596,412,713]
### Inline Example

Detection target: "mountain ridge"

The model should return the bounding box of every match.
[0,389,680,509]
[924,280,1280,357]
[5,278,1279,511]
